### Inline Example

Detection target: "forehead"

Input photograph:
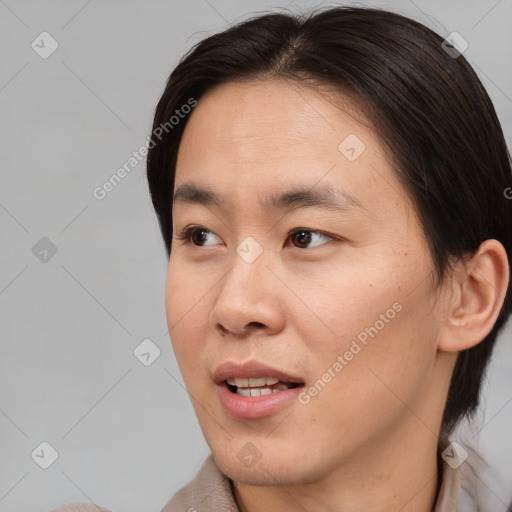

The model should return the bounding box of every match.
[177,79,372,158]
[174,79,411,219]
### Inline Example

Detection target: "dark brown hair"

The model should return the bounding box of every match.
[146,6,512,438]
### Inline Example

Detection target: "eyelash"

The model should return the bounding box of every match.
[175,226,336,250]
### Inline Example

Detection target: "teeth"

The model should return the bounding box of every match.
[225,377,244,386]
[249,377,266,387]
[233,382,295,396]
[226,376,281,387]
[234,387,286,396]
[240,387,274,397]
[225,376,299,397]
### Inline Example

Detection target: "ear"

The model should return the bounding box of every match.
[438,239,510,352]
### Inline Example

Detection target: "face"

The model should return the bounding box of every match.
[165,79,451,486]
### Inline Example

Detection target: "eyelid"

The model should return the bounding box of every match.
[174,225,221,246]
[174,225,339,248]
[288,227,336,244]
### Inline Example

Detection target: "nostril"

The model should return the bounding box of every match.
[217,324,230,335]
[215,321,266,337]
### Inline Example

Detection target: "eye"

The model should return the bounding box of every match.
[175,226,221,247]
[175,226,335,249]
[288,228,334,249]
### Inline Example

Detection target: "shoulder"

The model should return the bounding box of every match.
[161,454,238,512]
[48,503,112,512]
[47,454,238,512]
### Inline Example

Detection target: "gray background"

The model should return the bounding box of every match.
[1,0,511,511]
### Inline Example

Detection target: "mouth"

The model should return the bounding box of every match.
[225,377,303,396]
[213,360,305,419]
[213,360,305,391]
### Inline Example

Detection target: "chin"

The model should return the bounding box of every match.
[211,448,314,487]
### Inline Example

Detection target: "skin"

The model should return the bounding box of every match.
[165,79,509,512]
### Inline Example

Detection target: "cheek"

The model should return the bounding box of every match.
[165,256,207,322]
[301,260,438,404]
[165,261,212,364]
[297,304,437,457]
[321,293,437,416]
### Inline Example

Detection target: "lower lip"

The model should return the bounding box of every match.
[216,382,304,419]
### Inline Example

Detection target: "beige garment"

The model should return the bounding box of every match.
[50,452,460,512]
[49,505,111,512]
[161,453,460,512]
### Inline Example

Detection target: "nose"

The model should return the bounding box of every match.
[209,248,285,338]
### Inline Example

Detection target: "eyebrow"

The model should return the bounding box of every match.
[172,181,366,214]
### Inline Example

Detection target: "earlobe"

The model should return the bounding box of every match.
[438,239,510,353]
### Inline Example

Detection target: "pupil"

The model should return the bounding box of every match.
[192,229,207,245]
[295,230,311,247]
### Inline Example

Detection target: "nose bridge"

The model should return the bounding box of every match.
[222,234,269,297]
[235,234,266,266]
[211,234,283,335]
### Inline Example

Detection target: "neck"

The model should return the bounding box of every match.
[232,420,443,512]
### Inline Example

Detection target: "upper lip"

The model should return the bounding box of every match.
[213,360,305,385]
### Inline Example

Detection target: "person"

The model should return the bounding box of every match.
[51,5,512,512]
